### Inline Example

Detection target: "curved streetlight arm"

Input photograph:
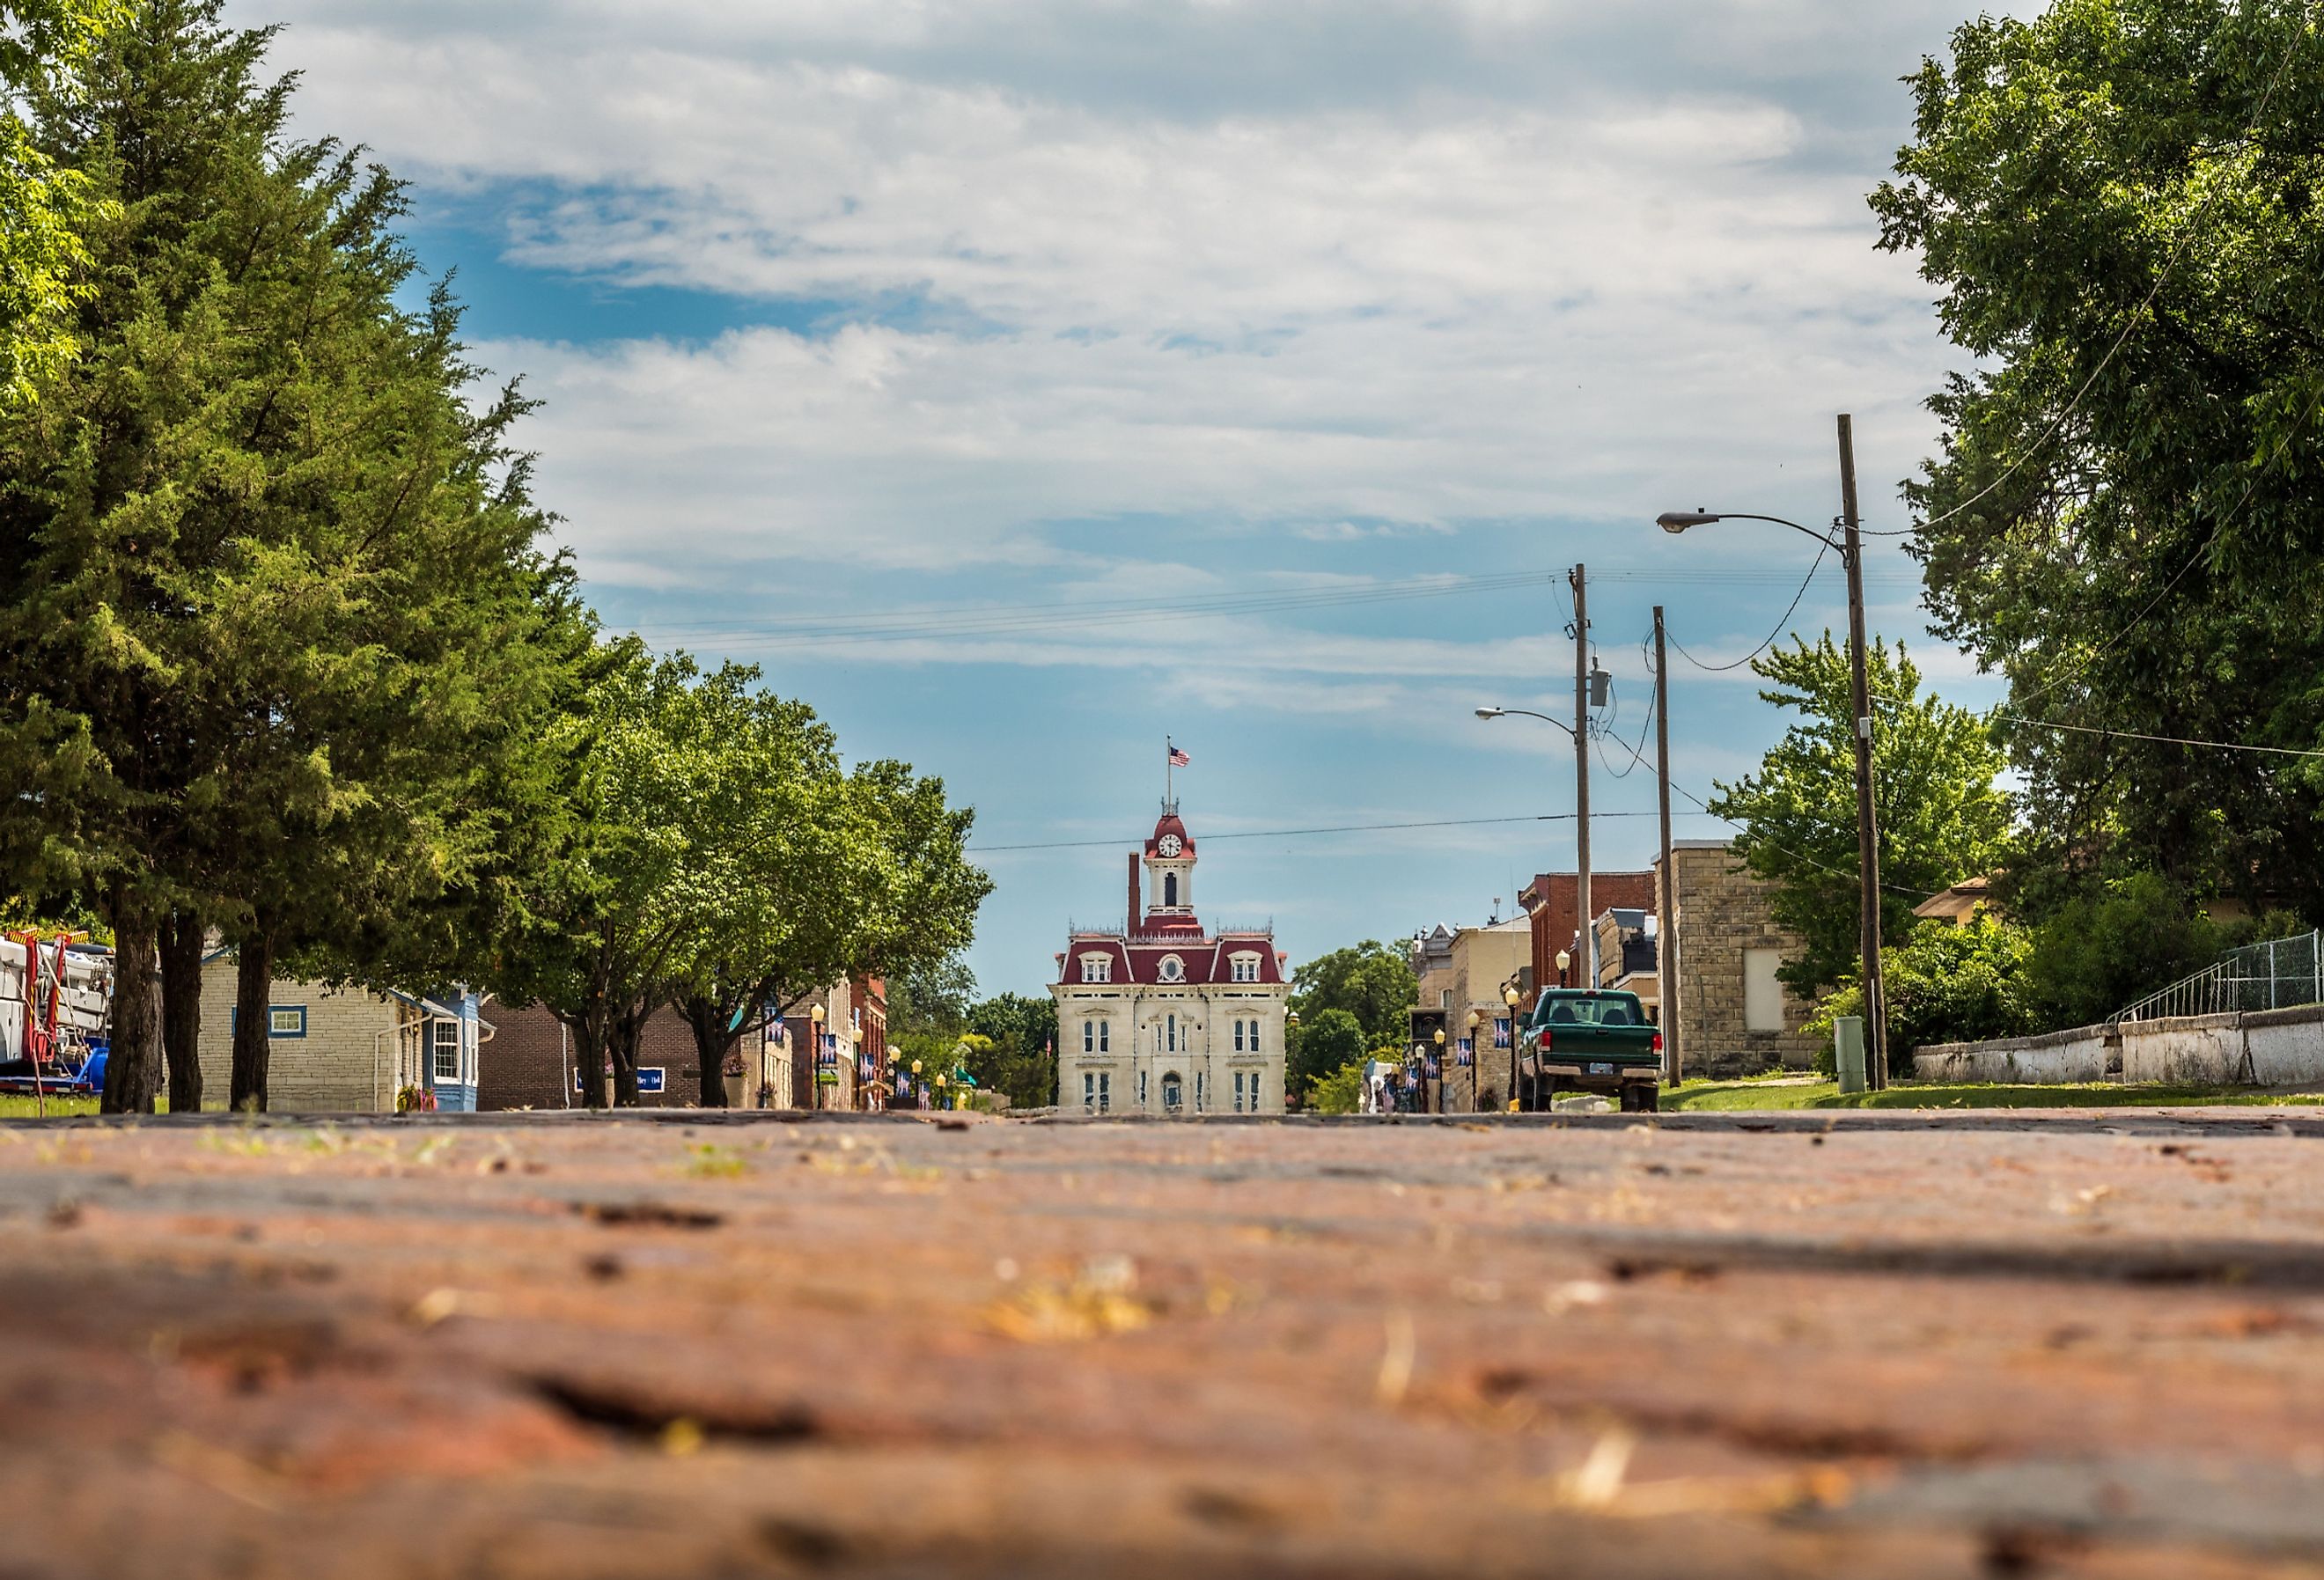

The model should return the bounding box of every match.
[1474,706,1575,739]
[1657,510,1850,562]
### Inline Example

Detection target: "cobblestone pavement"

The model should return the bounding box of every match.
[9,1108,2324,1577]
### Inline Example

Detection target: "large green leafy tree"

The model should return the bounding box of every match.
[491,646,698,1109]
[1707,634,2016,996]
[1287,1005,1364,1102]
[0,2,114,401]
[963,993,1057,1110]
[1287,941,1416,1049]
[660,664,990,1108]
[1872,0,2324,922]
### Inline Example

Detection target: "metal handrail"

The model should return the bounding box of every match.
[2112,929,2324,1025]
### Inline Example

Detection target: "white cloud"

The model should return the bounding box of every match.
[224,0,2031,577]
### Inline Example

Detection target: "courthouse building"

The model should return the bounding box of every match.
[1050,801,1291,1116]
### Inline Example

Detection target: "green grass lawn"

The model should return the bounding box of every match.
[1666,1078,2324,1112]
[0,1094,102,1118]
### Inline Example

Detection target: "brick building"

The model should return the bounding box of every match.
[1658,839,1819,1077]
[1518,871,1658,991]
[781,978,889,1111]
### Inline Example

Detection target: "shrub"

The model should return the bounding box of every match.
[1308,1060,1365,1115]
[2024,872,2225,1028]
[1809,913,2039,1075]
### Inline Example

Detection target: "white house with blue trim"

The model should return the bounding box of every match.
[196,948,487,1113]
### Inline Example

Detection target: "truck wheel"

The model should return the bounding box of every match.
[1636,1084,1659,1113]
[1617,1084,1640,1113]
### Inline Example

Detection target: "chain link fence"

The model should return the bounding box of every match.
[2114,930,2324,1025]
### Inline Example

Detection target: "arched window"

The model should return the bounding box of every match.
[1164,872,1178,907]
[1158,955,1184,982]
[1162,1072,1184,1112]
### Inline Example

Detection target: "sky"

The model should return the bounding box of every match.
[232,0,2040,996]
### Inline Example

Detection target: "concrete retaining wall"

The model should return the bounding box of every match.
[1914,1025,2113,1085]
[1916,1003,2324,1088]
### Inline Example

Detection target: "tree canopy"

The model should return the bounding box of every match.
[1872,0,2324,922]
[1707,634,2015,996]
[1288,940,1417,1050]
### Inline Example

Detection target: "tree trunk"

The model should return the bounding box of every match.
[609,1004,644,1107]
[229,927,276,1113]
[100,893,162,1115]
[159,911,204,1115]
[566,1009,608,1110]
[682,997,735,1108]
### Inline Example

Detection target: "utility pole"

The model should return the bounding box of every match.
[1570,564,1593,991]
[1836,415,1888,1091]
[1653,606,1680,1087]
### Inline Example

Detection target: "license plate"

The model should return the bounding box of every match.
[1588,1062,1614,1076]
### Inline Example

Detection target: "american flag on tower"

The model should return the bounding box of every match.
[1168,745,1191,767]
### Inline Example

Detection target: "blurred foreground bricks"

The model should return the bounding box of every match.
[8,1107,2324,1577]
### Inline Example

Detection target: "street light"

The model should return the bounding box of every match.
[1430,1028,1446,1116]
[1475,706,1575,738]
[810,1003,827,1112]
[1502,982,1522,1113]
[1655,415,1888,1089]
[1465,1010,1482,1113]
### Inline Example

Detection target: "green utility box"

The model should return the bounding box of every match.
[1834,1016,1867,1095]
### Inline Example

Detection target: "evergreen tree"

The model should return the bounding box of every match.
[0,2,577,1110]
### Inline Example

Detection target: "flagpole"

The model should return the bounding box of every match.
[1166,736,1173,810]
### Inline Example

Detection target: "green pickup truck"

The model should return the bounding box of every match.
[1519,989,1665,1113]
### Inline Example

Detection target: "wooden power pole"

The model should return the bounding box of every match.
[1654,605,1679,1086]
[1836,415,1888,1091]
[1570,565,1593,990]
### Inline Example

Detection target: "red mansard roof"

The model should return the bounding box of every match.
[1059,930,1284,987]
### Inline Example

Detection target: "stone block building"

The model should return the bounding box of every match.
[1658,839,1819,1077]
[1407,915,1531,1113]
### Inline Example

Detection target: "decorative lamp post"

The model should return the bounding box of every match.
[1503,983,1523,1113]
[1465,1009,1482,1113]
[810,1003,827,1112]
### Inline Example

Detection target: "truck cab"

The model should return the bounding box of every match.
[1519,988,1664,1113]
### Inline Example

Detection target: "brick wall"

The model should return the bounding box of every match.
[1662,842,1820,1077]
[479,1002,710,1110]
[1520,871,1658,992]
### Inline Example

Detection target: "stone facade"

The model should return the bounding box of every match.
[1658,840,1819,1077]
[1050,803,1291,1117]
[1430,916,1531,1113]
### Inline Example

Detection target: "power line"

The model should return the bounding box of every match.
[1909,7,2316,537]
[968,809,1682,855]
[1997,714,2324,761]
[1666,536,1830,673]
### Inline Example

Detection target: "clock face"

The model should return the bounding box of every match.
[1156,834,1182,857]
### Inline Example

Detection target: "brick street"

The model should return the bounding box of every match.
[9,1110,2324,1577]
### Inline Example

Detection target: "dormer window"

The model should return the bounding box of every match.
[1080,954,1112,984]
[1229,952,1261,983]
[1158,955,1185,983]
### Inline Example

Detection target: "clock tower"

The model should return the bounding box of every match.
[1144,802,1197,927]
[1049,797,1291,1117]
